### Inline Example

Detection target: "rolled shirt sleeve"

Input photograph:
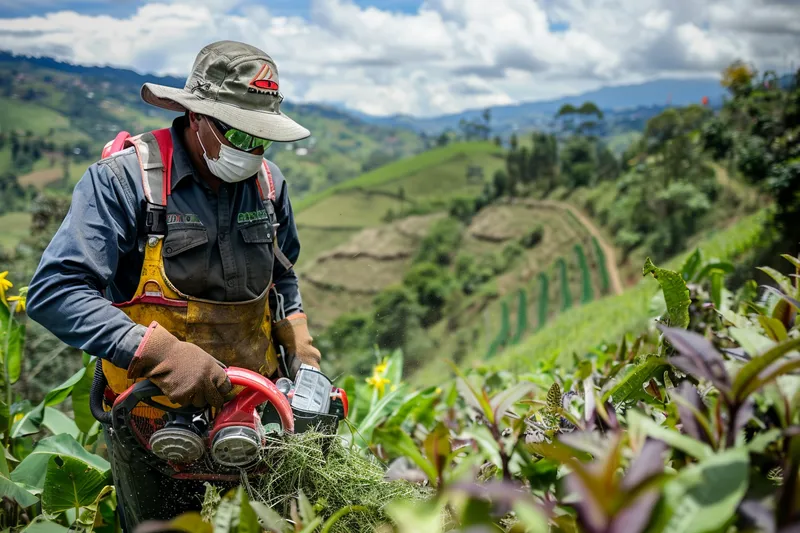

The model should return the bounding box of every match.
[268,161,304,318]
[26,155,147,369]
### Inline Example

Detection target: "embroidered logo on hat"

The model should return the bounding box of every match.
[249,64,279,94]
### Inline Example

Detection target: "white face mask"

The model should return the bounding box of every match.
[197,125,263,183]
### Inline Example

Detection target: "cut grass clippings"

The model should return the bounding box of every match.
[236,431,429,533]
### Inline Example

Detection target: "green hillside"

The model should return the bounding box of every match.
[295,141,504,262]
[0,55,422,197]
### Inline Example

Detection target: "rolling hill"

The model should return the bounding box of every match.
[0,51,423,198]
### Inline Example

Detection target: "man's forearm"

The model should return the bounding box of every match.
[26,159,144,368]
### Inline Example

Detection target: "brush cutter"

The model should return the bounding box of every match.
[97,365,348,481]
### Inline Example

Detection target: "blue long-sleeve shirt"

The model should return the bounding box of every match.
[27,117,304,369]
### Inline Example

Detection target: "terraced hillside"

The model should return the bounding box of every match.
[294,141,620,356]
[294,141,505,264]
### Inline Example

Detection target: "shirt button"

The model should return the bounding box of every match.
[166,247,173,254]
[226,279,234,287]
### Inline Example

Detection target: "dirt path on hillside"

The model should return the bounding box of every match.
[522,199,624,295]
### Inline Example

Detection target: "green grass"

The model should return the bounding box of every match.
[0,212,32,251]
[293,142,502,213]
[0,97,70,136]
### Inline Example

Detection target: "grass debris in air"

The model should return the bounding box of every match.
[242,431,430,533]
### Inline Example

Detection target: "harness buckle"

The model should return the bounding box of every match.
[143,201,167,235]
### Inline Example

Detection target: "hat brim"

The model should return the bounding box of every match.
[141,83,310,143]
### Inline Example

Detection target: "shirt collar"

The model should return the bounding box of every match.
[169,115,199,190]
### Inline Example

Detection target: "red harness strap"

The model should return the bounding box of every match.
[150,128,174,204]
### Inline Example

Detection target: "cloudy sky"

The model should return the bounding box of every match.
[0,0,797,116]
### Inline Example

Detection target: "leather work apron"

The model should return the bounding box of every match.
[99,128,290,408]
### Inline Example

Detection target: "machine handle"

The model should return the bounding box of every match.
[112,367,295,430]
[222,367,294,432]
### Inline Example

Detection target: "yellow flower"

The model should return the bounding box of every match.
[366,373,391,396]
[435,387,442,395]
[8,287,27,314]
[390,384,398,393]
[373,358,388,375]
[0,271,12,306]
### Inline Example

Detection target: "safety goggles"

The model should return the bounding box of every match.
[209,117,274,153]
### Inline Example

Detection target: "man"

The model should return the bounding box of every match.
[26,40,321,528]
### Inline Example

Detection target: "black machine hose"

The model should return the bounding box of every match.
[89,359,112,425]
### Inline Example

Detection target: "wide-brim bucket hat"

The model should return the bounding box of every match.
[141,40,310,142]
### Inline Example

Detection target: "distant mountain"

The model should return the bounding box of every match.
[350,78,727,135]
[0,51,185,90]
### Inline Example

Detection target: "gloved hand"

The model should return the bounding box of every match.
[273,313,321,379]
[127,321,233,408]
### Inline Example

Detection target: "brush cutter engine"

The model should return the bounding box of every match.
[109,365,347,480]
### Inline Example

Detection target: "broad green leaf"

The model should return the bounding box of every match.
[733,336,800,401]
[298,490,316,525]
[237,487,263,533]
[680,248,703,281]
[627,410,713,459]
[72,358,97,434]
[297,517,323,533]
[386,498,447,533]
[0,302,25,384]
[384,387,438,429]
[75,484,116,531]
[759,316,789,342]
[212,487,238,533]
[43,367,86,407]
[0,398,9,437]
[757,266,794,296]
[490,381,535,422]
[696,261,735,283]
[22,517,71,532]
[41,454,110,514]
[0,474,39,508]
[729,327,776,356]
[42,407,80,439]
[0,438,8,478]
[250,501,291,533]
[719,309,750,329]
[781,254,800,271]
[643,258,690,329]
[12,433,110,489]
[744,359,800,399]
[11,404,45,438]
[452,364,494,424]
[512,501,549,533]
[11,367,88,438]
[657,448,749,533]
[373,425,437,483]
[169,512,214,533]
[462,424,503,471]
[763,285,800,313]
[747,428,782,454]
[352,386,404,446]
[423,422,452,484]
[710,270,723,310]
[385,349,404,388]
[603,356,669,404]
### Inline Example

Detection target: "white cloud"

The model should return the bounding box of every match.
[0,0,797,116]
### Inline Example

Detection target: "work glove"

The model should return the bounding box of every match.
[273,313,321,379]
[127,321,233,409]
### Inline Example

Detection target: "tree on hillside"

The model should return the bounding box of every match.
[721,60,756,98]
[557,101,604,136]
